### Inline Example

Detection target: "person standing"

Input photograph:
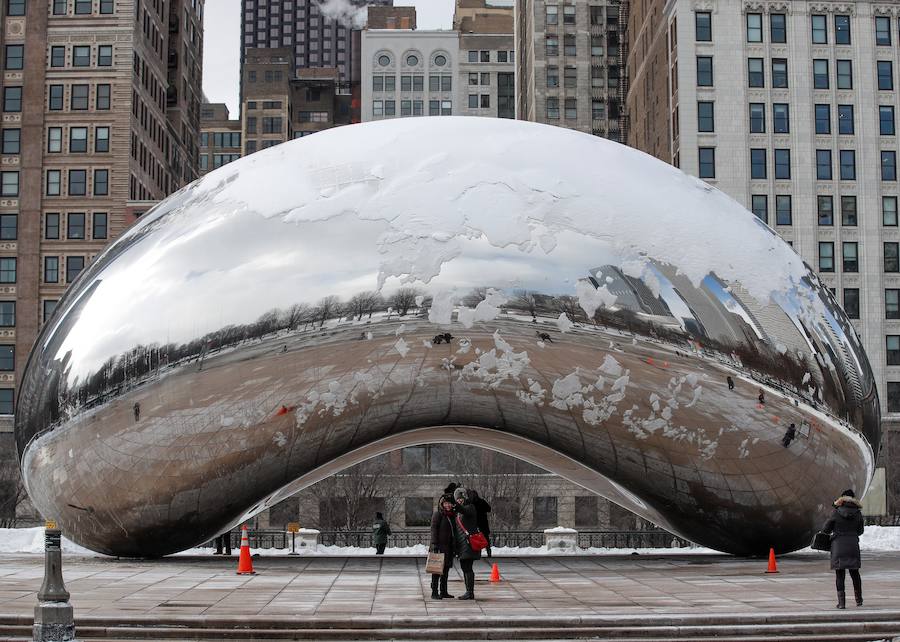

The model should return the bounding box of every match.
[452,487,481,600]
[822,489,865,608]
[470,489,492,558]
[213,532,231,556]
[429,494,456,600]
[373,512,391,555]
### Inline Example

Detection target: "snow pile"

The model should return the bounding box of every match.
[0,528,96,556]
[860,525,900,551]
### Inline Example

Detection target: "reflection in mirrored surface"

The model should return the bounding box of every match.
[16,118,879,557]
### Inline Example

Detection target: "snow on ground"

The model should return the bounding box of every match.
[2,526,899,558]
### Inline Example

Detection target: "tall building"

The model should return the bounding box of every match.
[0,0,204,524]
[456,1,515,118]
[200,103,241,176]
[625,0,900,513]
[240,0,392,87]
[515,0,624,141]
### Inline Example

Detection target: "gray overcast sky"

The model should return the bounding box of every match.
[202,1,454,116]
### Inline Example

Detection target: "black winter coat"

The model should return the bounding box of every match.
[452,502,482,561]
[430,510,455,555]
[470,491,492,537]
[823,496,864,570]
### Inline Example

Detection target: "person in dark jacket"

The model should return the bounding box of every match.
[452,487,481,600]
[781,423,797,448]
[373,512,391,555]
[470,489,492,558]
[822,489,865,608]
[429,495,456,600]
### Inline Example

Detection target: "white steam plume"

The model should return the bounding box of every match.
[314,0,368,29]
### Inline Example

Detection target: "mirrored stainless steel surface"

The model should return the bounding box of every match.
[15,118,879,557]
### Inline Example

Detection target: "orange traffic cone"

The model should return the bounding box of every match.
[236,525,256,575]
[765,547,778,574]
[490,562,500,582]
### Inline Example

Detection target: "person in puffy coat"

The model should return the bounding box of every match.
[822,489,865,608]
[469,489,492,557]
[429,495,455,600]
[452,487,481,600]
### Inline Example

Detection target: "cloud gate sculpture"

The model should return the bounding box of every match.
[16,118,879,557]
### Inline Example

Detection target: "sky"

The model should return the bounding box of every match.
[202,0,455,116]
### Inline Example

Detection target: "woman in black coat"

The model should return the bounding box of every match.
[429,494,455,600]
[452,487,481,600]
[822,489,865,608]
[470,489,492,557]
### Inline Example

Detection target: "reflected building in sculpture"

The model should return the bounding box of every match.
[14,118,880,557]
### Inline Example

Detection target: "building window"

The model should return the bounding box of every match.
[69,127,87,153]
[441,75,452,92]
[843,288,860,319]
[881,106,896,136]
[876,16,892,46]
[0,214,15,240]
[837,104,854,134]
[697,101,714,132]
[5,45,23,70]
[45,213,59,239]
[887,289,900,319]
[98,45,112,66]
[0,301,15,326]
[751,195,767,223]
[440,100,451,115]
[74,0,90,13]
[468,94,477,109]
[6,0,25,16]
[0,388,11,414]
[48,85,62,111]
[814,104,830,134]
[841,195,857,226]
[481,94,490,109]
[0,172,17,197]
[71,84,89,110]
[400,100,411,116]
[696,56,713,86]
[384,100,395,116]
[884,150,897,181]
[44,256,58,283]
[564,34,576,56]
[574,496,598,528]
[747,58,764,88]
[885,196,899,226]
[835,14,851,44]
[813,59,829,89]
[1,128,19,155]
[99,0,112,13]
[66,256,84,283]
[47,127,61,153]
[698,147,715,178]
[72,45,90,67]
[46,170,60,196]
[772,59,788,88]
[886,242,899,272]
[95,126,109,152]
[92,212,107,239]
[836,59,852,89]
[749,103,765,133]
[843,242,859,272]
[0,258,15,284]
[818,195,834,225]
[67,212,84,239]
[545,4,557,25]
[746,13,763,42]
[774,149,790,179]
[564,97,576,119]
[888,336,900,365]
[41,300,56,324]
[52,0,65,14]
[404,497,432,527]
[546,66,558,87]
[96,84,110,109]
[50,46,65,68]
[564,66,577,88]
[750,148,766,179]
[839,149,856,180]
[372,100,383,117]
[0,346,12,373]
[563,4,575,25]
[413,100,423,116]
[372,75,383,92]
[811,14,827,44]
[93,169,108,195]
[879,61,894,90]
[770,13,786,43]
[695,12,711,41]
[533,497,558,528]
[819,241,835,272]
[773,103,789,133]
[68,169,86,195]
[428,100,439,116]
[546,36,558,57]
[775,195,792,225]
[3,87,21,112]
[546,97,559,119]
[816,149,831,181]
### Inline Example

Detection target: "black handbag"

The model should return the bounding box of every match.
[811,531,831,551]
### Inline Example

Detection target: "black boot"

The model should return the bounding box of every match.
[439,575,453,599]
[457,570,475,600]
[836,591,846,609]
[854,588,863,607]
[430,575,441,600]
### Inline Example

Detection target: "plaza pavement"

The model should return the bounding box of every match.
[0,551,899,618]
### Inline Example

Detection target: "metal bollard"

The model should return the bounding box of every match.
[33,522,77,642]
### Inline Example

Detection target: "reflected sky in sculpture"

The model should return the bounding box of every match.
[16,118,879,557]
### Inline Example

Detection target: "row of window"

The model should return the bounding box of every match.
[695,11,900,47]
[2,84,113,113]
[697,56,898,92]
[44,211,107,240]
[246,116,283,134]
[465,50,513,64]
[200,131,241,149]
[373,100,452,117]
[245,100,282,110]
[815,241,900,275]
[45,168,109,197]
[199,153,240,171]
[372,74,453,93]
[375,53,449,69]
[43,255,86,283]
[545,4,618,28]
[750,194,900,228]
[50,0,115,15]
[49,44,113,68]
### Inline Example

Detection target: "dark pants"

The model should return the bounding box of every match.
[835,569,862,595]
[214,534,231,555]
[460,558,475,596]
[376,543,386,555]
[430,554,453,595]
